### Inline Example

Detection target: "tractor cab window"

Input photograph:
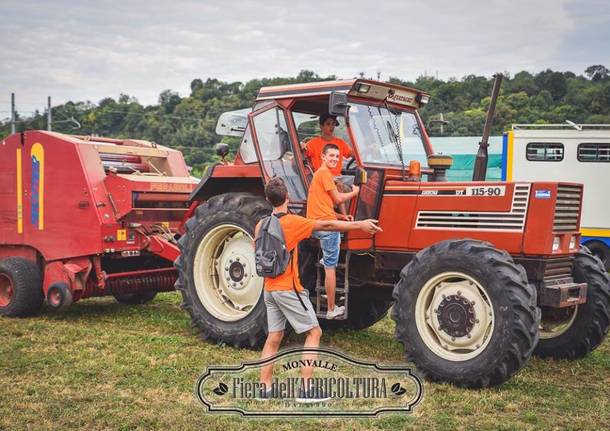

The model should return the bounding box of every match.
[238,125,257,164]
[348,102,427,166]
[253,107,307,201]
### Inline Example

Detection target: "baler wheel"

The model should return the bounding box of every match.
[175,193,271,348]
[0,257,43,317]
[392,239,540,388]
[113,291,157,305]
[534,247,610,359]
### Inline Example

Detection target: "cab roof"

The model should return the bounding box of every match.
[256,79,430,109]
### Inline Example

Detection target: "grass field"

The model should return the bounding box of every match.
[1,292,609,431]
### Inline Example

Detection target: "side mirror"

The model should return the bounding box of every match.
[215,143,230,158]
[329,91,349,117]
[215,109,249,137]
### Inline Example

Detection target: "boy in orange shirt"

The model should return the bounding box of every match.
[306,144,360,319]
[301,114,353,175]
[255,177,380,401]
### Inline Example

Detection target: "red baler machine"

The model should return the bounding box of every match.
[0,131,198,314]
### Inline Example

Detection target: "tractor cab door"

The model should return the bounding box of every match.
[250,106,308,203]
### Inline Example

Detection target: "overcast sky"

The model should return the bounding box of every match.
[1,0,608,117]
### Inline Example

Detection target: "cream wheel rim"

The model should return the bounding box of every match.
[193,224,263,322]
[415,272,495,362]
[539,306,578,339]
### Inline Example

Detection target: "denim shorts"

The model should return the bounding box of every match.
[312,230,341,268]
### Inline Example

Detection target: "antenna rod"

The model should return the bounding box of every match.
[11,93,16,134]
[47,96,52,131]
[472,73,503,181]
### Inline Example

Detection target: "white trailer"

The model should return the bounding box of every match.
[502,124,610,269]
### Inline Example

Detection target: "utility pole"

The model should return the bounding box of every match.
[440,112,444,136]
[47,96,52,131]
[11,93,16,134]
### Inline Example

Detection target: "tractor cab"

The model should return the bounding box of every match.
[214,79,447,213]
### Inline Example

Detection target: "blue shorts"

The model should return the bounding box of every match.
[312,230,341,268]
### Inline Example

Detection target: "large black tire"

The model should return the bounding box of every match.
[113,291,157,305]
[0,257,44,317]
[175,193,271,348]
[320,288,393,331]
[534,248,610,359]
[583,240,610,271]
[391,239,540,388]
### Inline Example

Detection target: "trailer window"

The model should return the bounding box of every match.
[526,143,564,161]
[577,143,610,162]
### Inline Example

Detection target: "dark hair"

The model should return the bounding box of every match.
[265,177,288,207]
[319,113,339,126]
[322,143,339,155]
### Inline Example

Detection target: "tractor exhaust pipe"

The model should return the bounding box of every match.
[472,73,503,181]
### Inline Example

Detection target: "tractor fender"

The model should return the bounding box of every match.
[189,163,264,202]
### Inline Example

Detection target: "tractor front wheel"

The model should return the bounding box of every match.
[175,193,271,348]
[392,239,540,388]
[534,248,610,359]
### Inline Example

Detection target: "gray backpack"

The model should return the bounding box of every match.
[255,213,290,277]
[255,213,308,311]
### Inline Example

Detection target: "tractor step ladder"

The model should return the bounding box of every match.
[315,251,350,320]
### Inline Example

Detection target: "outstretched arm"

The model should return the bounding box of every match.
[313,219,381,235]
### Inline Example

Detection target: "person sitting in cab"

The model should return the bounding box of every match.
[300,113,353,175]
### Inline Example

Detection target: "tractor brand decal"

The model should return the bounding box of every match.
[30,143,45,230]
[16,148,23,233]
[386,90,417,107]
[465,186,506,196]
[150,182,193,192]
[535,190,551,199]
[385,186,505,197]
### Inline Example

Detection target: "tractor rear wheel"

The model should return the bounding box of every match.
[392,239,540,388]
[0,257,44,317]
[175,193,271,348]
[113,291,157,305]
[534,248,610,359]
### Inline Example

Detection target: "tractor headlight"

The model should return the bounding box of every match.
[569,236,577,250]
[552,236,561,252]
[416,94,430,105]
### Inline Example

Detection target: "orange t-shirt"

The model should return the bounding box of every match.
[306,165,337,221]
[304,136,352,176]
[261,214,316,293]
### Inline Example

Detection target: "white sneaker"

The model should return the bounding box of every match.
[326,305,345,320]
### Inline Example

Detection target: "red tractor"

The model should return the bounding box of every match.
[175,79,610,387]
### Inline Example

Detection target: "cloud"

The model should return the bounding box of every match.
[0,0,608,111]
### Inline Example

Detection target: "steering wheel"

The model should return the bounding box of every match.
[344,157,357,172]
